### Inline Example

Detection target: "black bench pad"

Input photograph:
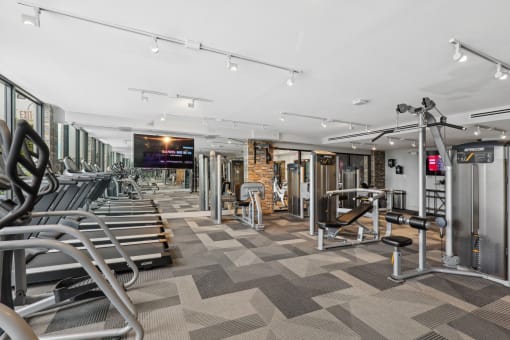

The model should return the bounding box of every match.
[317,204,373,230]
[381,236,413,247]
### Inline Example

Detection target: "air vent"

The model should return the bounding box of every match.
[327,123,418,142]
[118,126,133,132]
[470,108,510,119]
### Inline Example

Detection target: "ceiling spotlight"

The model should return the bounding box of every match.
[151,37,160,54]
[474,125,481,136]
[389,138,395,145]
[453,43,467,63]
[495,63,508,80]
[188,99,195,109]
[141,92,149,103]
[286,71,296,87]
[501,131,507,139]
[365,124,371,132]
[21,7,40,27]
[371,144,377,151]
[351,143,357,150]
[348,122,353,130]
[280,113,286,122]
[227,56,238,72]
[411,140,417,148]
[160,115,165,121]
[228,139,232,144]
[321,119,328,128]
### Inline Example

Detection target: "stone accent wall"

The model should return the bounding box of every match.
[371,150,385,188]
[245,140,274,214]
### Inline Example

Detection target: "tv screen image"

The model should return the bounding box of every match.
[133,134,194,169]
[426,151,445,176]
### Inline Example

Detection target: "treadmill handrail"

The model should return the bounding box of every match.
[0,224,136,316]
[0,303,37,340]
[0,238,143,340]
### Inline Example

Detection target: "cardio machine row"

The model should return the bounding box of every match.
[0,119,160,339]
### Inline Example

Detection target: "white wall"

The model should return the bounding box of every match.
[385,149,446,211]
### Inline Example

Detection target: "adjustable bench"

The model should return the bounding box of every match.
[317,203,378,250]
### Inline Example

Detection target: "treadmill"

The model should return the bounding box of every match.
[24,167,173,284]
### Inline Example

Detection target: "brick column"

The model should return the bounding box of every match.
[245,140,274,214]
[371,150,385,188]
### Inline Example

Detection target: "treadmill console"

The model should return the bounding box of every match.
[456,146,494,164]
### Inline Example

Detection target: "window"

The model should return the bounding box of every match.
[15,91,37,127]
[0,82,5,121]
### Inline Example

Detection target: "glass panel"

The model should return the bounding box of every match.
[0,82,5,121]
[80,130,87,163]
[15,91,36,126]
[68,126,77,161]
[300,151,312,183]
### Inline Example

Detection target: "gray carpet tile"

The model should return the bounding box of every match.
[448,313,510,340]
[415,331,449,340]
[208,231,234,241]
[412,304,466,329]
[327,304,388,340]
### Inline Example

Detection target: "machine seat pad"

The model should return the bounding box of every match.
[381,236,413,248]
[337,204,372,225]
[317,222,344,230]
[237,201,250,207]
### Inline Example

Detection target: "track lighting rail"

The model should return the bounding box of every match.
[18,1,301,75]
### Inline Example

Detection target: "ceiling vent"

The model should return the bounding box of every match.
[470,108,510,119]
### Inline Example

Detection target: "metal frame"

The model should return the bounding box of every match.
[384,103,510,287]
[317,188,387,250]
[0,303,37,340]
[0,238,143,340]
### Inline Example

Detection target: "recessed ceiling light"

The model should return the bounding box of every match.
[352,98,369,105]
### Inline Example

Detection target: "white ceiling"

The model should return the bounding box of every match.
[2,0,510,154]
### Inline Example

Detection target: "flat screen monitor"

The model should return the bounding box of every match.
[426,151,445,176]
[133,134,194,169]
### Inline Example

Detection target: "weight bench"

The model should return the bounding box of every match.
[317,203,376,250]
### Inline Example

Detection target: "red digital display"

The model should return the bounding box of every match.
[426,152,445,176]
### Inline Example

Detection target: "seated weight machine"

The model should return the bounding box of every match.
[378,98,510,287]
[317,188,387,250]
[233,182,265,230]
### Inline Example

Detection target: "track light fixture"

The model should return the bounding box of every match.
[141,91,149,103]
[474,125,481,136]
[501,131,507,139]
[160,114,166,121]
[187,99,195,109]
[286,71,296,87]
[351,143,357,150]
[495,63,508,80]
[321,120,328,128]
[348,122,353,130]
[452,42,467,63]
[21,7,40,27]
[227,56,238,72]
[389,138,395,145]
[151,37,160,54]
[279,113,286,122]
[411,140,417,148]
[371,144,377,151]
[450,38,510,81]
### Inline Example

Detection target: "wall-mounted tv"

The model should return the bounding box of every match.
[426,151,445,176]
[133,134,194,169]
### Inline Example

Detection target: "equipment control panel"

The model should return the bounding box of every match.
[456,146,494,164]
